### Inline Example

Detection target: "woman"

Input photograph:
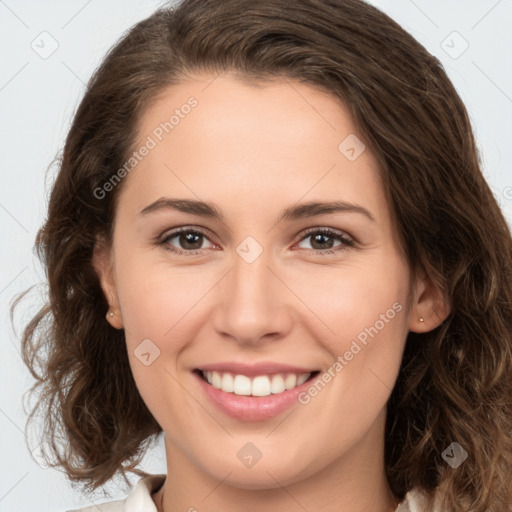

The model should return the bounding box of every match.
[14,0,512,510]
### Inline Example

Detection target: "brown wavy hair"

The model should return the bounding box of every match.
[11,0,512,509]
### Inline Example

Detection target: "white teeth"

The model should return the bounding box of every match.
[270,374,285,394]
[233,375,252,395]
[296,373,309,386]
[284,374,297,390]
[221,372,234,393]
[202,371,311,396]
[211,371,221,389]
[251,375,271,396]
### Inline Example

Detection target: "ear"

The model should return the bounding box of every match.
[92,237,124,330]
[409,269,451,333]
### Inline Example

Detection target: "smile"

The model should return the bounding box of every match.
[199,370,316,396]
[193,367,321,422]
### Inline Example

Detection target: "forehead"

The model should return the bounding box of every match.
[118,73,386,224]
[139,72,357,156]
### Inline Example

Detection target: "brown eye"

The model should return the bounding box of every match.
[159,227,214,255]
[296,228,354,254]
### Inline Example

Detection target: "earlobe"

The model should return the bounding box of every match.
[409,270,451,333]
[105,309,123,329]
[92,237,124,330]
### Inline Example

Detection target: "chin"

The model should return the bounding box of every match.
[202,455,316,490]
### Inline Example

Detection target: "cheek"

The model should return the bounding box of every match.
[300,251,410,406]
[115,251,209,348]
[114,254,208,427]
[301,252,410,347]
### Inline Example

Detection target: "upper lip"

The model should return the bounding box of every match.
[196,362,318,377]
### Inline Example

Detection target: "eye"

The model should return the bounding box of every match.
[158,227,215,255]
[156,226,355,257]
[295,227,355,255]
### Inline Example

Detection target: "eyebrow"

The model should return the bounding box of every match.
[138,198,375,223]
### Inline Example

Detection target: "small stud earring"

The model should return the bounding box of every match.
[419,317,424,322]
[107,311,114,318]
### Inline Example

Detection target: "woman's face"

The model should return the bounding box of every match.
[95,73,432,490]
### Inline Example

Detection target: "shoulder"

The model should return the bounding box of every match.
[396,488,445,512]
[66,501,124,512]
[66,473,166,512]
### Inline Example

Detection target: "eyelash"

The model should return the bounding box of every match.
[156,226,355,256]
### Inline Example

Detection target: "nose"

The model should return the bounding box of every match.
[210,246,293,346]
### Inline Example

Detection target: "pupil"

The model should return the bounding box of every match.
[181,232,202,250]
[312,233,333,250]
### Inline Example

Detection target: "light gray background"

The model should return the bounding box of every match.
[1,1,511,510]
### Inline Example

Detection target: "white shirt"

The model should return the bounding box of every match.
[67,473,434,512]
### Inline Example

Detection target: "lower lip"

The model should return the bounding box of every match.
[193,371,315,422]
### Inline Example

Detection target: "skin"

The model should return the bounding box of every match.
[93,73,449,512]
